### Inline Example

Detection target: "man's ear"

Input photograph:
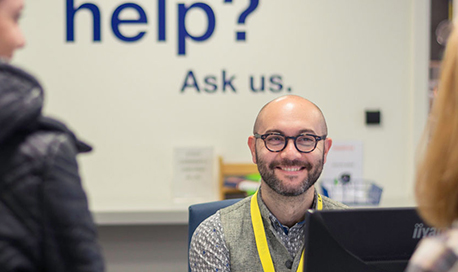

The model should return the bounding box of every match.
[248,136,257,164]
[323,138,333,164]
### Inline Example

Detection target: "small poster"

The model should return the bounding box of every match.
[172,147,215,203]
[320,141,369,204]
[321,140,363,181]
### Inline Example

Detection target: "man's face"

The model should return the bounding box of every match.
[0,0,25,61]
[248,99,332,197]
[255,143,325,196]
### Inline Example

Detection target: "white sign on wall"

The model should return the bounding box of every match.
[321,140,363,182]
[172,147,215,203]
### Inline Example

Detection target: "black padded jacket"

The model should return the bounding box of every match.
[0,63,104,271]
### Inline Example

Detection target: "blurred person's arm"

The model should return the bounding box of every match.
[42,133,104,272]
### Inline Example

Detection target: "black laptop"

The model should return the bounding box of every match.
[303,208,431,272]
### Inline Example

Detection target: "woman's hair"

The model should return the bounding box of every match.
[416,21,458,228]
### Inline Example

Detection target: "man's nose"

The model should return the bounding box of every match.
[280,138,301,159]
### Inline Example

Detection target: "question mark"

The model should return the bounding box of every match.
[224,0,259,41]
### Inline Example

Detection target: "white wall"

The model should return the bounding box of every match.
[14,0,429,270]
[14,0,429,212]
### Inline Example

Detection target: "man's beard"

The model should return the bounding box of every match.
[256,152,324,197]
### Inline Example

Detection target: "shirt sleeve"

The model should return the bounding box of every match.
[405,236,458,272]
[189,211,230,272]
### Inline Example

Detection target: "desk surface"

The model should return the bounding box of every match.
[93,209,189,225]
[92,196,416,226]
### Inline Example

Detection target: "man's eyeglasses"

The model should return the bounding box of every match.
[254,133,327,153]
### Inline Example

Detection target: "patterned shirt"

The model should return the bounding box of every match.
[406,221,458,272]
[189,192,319,272]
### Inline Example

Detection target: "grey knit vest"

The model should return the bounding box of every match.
[220,191,347,271]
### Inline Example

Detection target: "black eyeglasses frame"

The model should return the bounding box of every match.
[254,133,327,153]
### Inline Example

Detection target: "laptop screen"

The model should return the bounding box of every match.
[303,208,432,272]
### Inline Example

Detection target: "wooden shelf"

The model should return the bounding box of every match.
[219,157,259,200]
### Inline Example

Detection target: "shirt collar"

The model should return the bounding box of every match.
[257,187,317,235]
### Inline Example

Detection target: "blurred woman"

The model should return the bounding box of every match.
[0,0,104,271]
[406,20,458,272]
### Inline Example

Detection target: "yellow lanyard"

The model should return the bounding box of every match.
[250,190,323,272]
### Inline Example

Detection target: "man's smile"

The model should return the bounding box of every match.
[277,166,305,172]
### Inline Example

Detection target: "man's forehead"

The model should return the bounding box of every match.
[258,107,324,134]
[253,95,327,135]
[258,118,321,134]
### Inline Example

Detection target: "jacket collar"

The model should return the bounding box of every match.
[0,63,91,153]
[0,63,44,144]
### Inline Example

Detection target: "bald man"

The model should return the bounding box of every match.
[189,95,347,272]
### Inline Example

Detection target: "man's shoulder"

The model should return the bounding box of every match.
[192,211,222,238]
[321,195,349,210]
[219,196,251,215]
[219,196,254,228]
